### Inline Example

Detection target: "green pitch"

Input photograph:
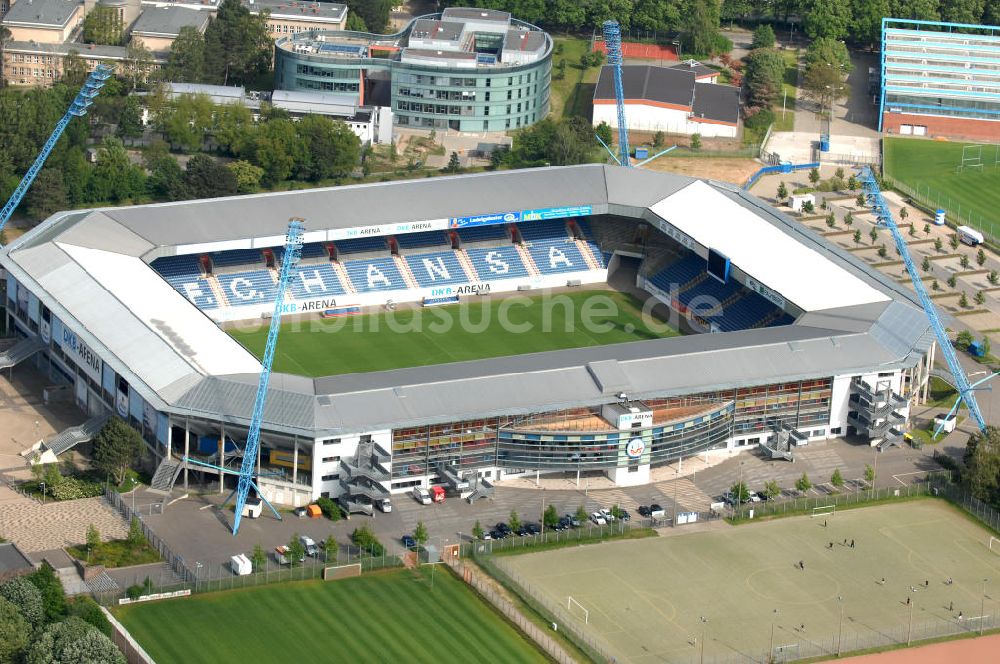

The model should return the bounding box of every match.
[502,500,1000,662]
[228,289,679,377]
[114,569,547,664]
[883,137,1000,236]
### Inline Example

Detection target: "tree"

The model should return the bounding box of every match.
[158,93,214,153]
[92,418,142,487]
[751,24,776,49]
[413,521,428,548]
[847,175,859,191]
[744,47,785,107]
[123,39,154,92]
[960,254,970,269]
[830,468,844,488]
[184,154,238,199]
[595,121,613,147]
[809,167,820,185]
[25,169,68,221]
[948,274,957,288]
[777,181,788,201]
[802,201,815,214]
[251,543,266,571]
[62,51,88,88]
[690,133,702,150]
[26,617,124,664]
[0,577,43,630]
[472,520,484,540]
[509,509,521,533]
[963,426,1000,508]
[225,159,263,194]
[877,244,887,258]
[795,473,812,492]
[345,11,368,31]
[0,597,30,664]
[826,213,835,228]
[951,234,960,251]
[802,63,850,114]
[82,5,124,45]
[653,130,665,147]
[864,463,876,485]
[0,25,12,89]
[941,0,988,24]
[146,150,188,201]
[90,136,145,203]
[856,193,866,208]
[870,228,878,245]
[346,0,392,33]
[922,256,931,272]
[166,26,206,83]
[442,151,461,174]
[923,223,931,235]
[899,206,909,222]
[845,212,854,227]
[203,0,273,85]
[956,329,974,349]
[976,290,986,305]
[67,596,112,636]
[323,535,336,561]
[116,95,143,143]
[296,115,360,181]
[763,480,781,500]
[287,534,305,567]
[960,291,969,308]
[978,248,987,267]
[935,237,944,253]
[575,504,588,525]
[682,0,723,56]
[803,0,853,40]
[248,118,303,185]
[86,524,101,551]
[990,271,999,286]
[730,481,750,504]
[543,504,559,530]
[908,224,917,237]
[851,0,891,46]
[126,516,145,550]
[27,563,66,624]
[853,230,862,245]
[932,279,940,291]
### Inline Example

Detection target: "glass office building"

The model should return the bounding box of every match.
[274,7,552,132]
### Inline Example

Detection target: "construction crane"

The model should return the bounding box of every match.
[857,166,987,436]
[600,20,631,168]
[231,218,305,536]
[0,65,112,238]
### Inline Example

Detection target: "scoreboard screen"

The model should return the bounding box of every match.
[707,248,730,283]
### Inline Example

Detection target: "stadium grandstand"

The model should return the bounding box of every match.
[0,165,934,510]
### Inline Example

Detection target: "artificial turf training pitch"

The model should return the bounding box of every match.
[228,289,679,377]
[114,568,547,664]
[883,137,1000,237]
[501,500,1000,663]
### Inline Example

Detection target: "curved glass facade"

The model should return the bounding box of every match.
[274,14,552,132]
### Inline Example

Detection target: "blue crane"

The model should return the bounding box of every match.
[857,166,987,436]
[601,20,631,168]
[231,218,305,536]
[0,65,113,237]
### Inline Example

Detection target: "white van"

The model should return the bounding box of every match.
[957,225,984,246]
[412,487,432,505]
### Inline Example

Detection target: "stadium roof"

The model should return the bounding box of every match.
[1,166,932,436]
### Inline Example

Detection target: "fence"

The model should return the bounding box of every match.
[103,489,195,586]
[460,518,674,557]
[729,479,935,521]
[882,174,1000,249]
[743,162,820,190]
[101,607,156,664]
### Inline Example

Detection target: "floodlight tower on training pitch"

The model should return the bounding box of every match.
[0,65,112,239]
[858,167,988,437]
[230,218,305,536]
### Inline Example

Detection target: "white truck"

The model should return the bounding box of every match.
[412,487,432,505]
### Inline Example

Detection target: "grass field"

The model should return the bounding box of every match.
[229,289,679,377]
[883,137,1000,237]
[501,501,1000,663]
[115,569,547,664]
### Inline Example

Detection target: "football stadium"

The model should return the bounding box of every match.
[0,165,934,513]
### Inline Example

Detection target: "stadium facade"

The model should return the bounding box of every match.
[0,166,935,510]
[273,8,551,132]
[880,18,1000,141]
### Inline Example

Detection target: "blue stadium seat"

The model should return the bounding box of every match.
[216,270,277,306]
[394,231,448,250]
[648,254,705,295]
[210,249,264,270]
[517,220,569,241]
[465,245,530,280]
[714,291,780,332]
[152,256,220,310]
[405,251,469,287]
[455,225,509,243]
[343,257,406,292]
[288,264,346,300]
[271,243,329,266]
[526,240,588,275]
[335,237,388,254]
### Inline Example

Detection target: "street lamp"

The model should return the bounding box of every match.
[982,578,989,636]
[39,481,45,504]
[700,616,708,664]
[769,609,778,660]
[837,595,845,656]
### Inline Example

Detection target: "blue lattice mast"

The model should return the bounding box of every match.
[602,20,631,168]
[231,218,305,536]
[857,167,987,435]
[0,65,112,238]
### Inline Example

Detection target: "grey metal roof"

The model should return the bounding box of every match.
[410,18,464,42]
[691,82,740,124]
[503,29,545,53]
[131,6,208,37]
[245,0,346,21]
[441,7,510,22]
[594,65,696,108]
[669,59,718,79]
[0,165,933,437]
[2,0,79,27]
[4,40,167,61]
[0,543,33,575]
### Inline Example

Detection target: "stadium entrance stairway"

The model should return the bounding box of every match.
[22,413,110,464]
[465,476,495,504]
[0,337,46,370]
[148,457,184,495]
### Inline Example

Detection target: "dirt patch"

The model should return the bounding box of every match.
[641,156,761,185]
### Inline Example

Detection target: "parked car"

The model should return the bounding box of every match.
[746,491,762,503]
[569,513,583,527]
[495,522,512,537]
[514,525,530,537]
[401,535,416,549]
[649,503,665,518]
[488,528,504,540]
[590,511,607,525]
[555,517,571,531]
[293,506,308,518]
[618,509,631,522]
[598,508,615,522]
[524,522,541,535]
[299,535,319,558]
[376,497,392,513]
[637,505,652,518]
[412,487,432,505]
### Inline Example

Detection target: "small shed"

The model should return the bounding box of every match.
[789,193,816,212]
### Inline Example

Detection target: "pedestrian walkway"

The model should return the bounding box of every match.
[654,477,715,512]
[0,485,127,552]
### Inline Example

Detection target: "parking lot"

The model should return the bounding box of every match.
[131,433,953,581]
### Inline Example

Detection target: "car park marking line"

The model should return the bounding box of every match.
[892,471,926,486]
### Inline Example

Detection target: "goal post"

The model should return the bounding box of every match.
[811,505,836,518]
[988,536,1000,554]
[567,596,590,624]
[958,145,984,173]
[323,563,362,581]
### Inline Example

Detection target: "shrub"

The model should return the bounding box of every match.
[27,563,66,624]
[49,477,103,501]
[350,524,384,556]
[68,596,111,637]
[26,617,124,664]
[743,107,774,132]
[315,496,342,521]
[830,468,844,488]
[795,473,812,492]
[126,517,145,549]
[125,584,144,600]
[0,577,44,630]
[0,597,30,664]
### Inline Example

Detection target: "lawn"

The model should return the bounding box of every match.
[773,48,799,133]
[549,36,601,119]
[228,289,679,377]
[883,137,1000,239]
[115,569,547,664]
[66,538,161,568]
[501,500,1000,662]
